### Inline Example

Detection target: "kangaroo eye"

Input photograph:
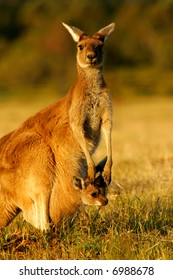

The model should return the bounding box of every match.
[78,44,84,50]
[91,192,98,198]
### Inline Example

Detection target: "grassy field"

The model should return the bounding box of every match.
[0,96,173,260]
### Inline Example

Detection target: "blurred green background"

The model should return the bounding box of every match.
[0,0,173,101]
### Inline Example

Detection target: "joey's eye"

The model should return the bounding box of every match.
[91,192,98,198]
[78,44,84,50]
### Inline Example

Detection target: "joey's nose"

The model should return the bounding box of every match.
[103,197,108,206]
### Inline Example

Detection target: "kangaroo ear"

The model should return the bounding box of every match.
[62,22,87,42]
[94,172,102,187]
[93,22,115,42]
[96,157,107,173]
[94,172,107,188]
[73,177,84,190]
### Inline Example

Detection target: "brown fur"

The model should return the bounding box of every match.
[64,22,115,184]
[0,22,114,230]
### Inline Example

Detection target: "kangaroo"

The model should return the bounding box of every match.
[62,22,114,184]
[0,158,108,229]
[0,22,114,230]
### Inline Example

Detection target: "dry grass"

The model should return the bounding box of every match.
[0,96,173,259]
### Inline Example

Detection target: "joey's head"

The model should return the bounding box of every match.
[73,177,108,207]
[62,22,115,69]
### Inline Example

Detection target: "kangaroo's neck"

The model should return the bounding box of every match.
[76,64,105,90]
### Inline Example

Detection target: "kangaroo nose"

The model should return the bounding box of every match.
[103,198,108,206]
[87,53,96,62]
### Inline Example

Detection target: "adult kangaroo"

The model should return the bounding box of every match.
[0,22,114,230]
[63,22,114,184]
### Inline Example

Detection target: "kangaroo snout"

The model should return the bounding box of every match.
[86,53,97,64]
[100,195,108,206]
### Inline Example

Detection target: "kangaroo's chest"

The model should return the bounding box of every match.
[83,94,103,142]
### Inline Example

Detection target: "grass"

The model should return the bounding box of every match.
[0,96,173,260]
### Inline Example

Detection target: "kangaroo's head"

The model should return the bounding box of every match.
[62,22,115,69]
[73,177,108,207]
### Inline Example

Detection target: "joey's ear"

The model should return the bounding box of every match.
[73,177,84,190]
[94,172,107,188]
[93,22,115,42]
[94,172,102,187]
[96,157,107,173]
[62,22,87,42]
